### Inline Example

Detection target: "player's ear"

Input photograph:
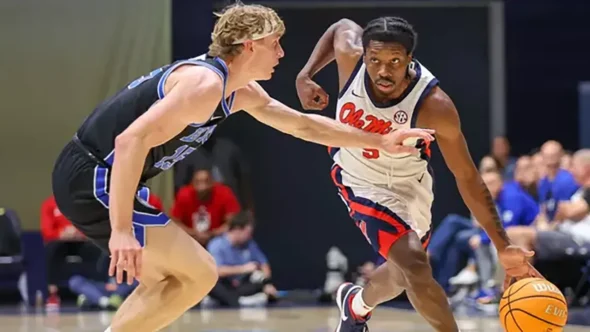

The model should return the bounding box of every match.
[242,40,254,53]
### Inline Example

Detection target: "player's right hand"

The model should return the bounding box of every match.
[296,76,329,111]
[108,229,142,285]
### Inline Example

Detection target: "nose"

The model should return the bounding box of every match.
[277,44,285,59]
[378,66,392,78]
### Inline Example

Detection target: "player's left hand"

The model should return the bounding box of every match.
[497,245,545,291]
[380,128,436,154]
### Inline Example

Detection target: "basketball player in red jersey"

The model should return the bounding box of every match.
[296,17,544,332]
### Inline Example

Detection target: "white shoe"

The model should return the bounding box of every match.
[239,293,268,307]
[449,268,478,286]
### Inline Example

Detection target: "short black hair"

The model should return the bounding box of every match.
[362,17,417,54]
[228,212,254,230]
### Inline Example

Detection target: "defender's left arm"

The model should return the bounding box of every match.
[416,87,511,251]
[234,82,388,150]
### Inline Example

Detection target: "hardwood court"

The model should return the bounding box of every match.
[2,307,590,331]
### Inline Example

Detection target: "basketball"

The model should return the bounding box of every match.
[499,278,568,332]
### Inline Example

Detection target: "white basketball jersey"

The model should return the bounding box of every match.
[332,59,439,185]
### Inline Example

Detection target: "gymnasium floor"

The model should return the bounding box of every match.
[2,306,590,332]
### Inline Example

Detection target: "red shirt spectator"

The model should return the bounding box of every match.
[40,196,83,242]
[171,168,241,243]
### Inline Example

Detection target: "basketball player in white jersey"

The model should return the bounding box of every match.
[296,17,543,331]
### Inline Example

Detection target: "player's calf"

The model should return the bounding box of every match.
[389,232,458,332]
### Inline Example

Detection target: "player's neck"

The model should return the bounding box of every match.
[220,56,256,92]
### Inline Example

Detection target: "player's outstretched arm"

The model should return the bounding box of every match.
[296,19,363,111]
[109,68,222,233]
[417,87,510,250]
[417,86,544,288]
[237,82,434,152]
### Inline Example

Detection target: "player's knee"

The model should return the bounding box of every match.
[395,248,433,289]
[183,250,218,291]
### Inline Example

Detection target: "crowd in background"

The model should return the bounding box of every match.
[428,137,590,309]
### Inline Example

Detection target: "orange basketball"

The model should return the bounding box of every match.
[499,278,568,332]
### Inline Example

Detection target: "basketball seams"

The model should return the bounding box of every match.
[498,294,567,313]
[507,279,524,332]
[501,279,539,299]
[509,309,566,328]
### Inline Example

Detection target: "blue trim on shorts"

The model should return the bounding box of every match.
[93,166,169,247]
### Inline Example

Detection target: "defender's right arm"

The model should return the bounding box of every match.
[296,19,364,110]
[108,67,222,284]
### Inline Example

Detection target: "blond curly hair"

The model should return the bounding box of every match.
[209,2,285,58]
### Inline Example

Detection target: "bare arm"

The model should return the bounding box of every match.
[109,68,223,232]
[417,87,511,251]
[297,18,363,89]
[236,82,383,149]
[555,200,590,222]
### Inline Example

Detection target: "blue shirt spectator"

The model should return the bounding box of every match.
[480,181,539,245]
[207,233,268,283]
[538,169,579,220]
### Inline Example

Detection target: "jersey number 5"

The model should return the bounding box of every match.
[362,149,380,159]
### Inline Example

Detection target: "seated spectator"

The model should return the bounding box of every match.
[508,149,590,293]
[69,272,137,310]
[511,155,539,201]
[41,193,161,309]
[428,170,538,295]
[174,136,255,212]
[532,151,546,180]
[490,136,517,180]
[537,140,579,220]
[513,149,590,258]
[206,213,277,307]
[479,155,500,174]
[465,170,538,302]
[41,195,100,309]
[171,167,241,245]
[561,150,574,172]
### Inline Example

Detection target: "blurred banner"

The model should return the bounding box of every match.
[211,1,492,289]
[0,0,171,229]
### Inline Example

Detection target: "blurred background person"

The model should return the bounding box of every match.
[170,167,241,246]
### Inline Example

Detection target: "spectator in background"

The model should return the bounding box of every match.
[554,149,590,222]
[532,151,546,180]
[206,213,277,307]
[460,170,538,302]
[491,136,517,180]
[174,135,255,213]
[561,150,573,173]
[538,140,579,220]
[41,193,162,309]
[507,149,590,292]
[429,170,537,294]
[171,167,241,245]
[41,195,98,309]
[479,155,500,174]
[511,155,539,201]
[68,252,138,310]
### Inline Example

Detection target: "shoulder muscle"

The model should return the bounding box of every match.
[122,66,223,147]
